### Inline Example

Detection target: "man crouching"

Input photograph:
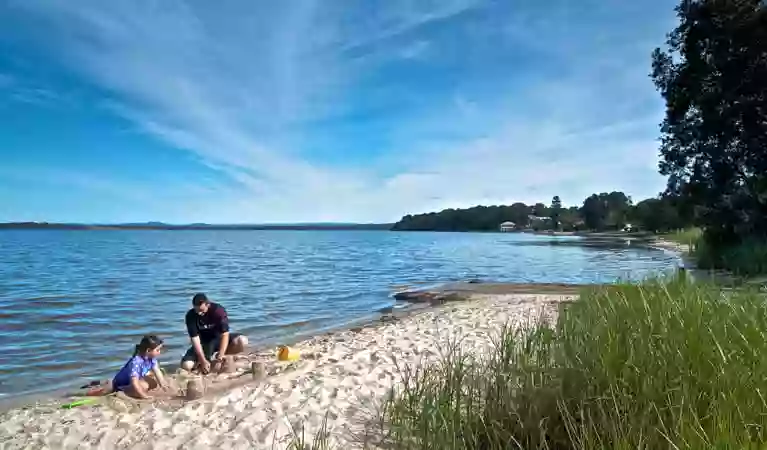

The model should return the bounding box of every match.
[181,293,248,374]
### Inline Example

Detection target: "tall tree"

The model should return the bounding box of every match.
[550,196,563,230]
[581,194,608,231]
[632,197,683,232]
[604,191,632,229]
[651,0,767,245]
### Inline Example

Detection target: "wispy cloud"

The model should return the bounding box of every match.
[2,0,675,222]
[0,71,74,108]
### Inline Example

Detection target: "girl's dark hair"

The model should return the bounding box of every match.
[133,335,164,356]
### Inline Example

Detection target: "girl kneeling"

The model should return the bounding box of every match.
[113,335,167,399]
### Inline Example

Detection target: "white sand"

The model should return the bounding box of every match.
[0,293,572,450]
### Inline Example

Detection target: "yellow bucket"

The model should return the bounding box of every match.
[277,345,300,361]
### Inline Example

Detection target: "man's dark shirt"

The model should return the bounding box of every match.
[185,302,230,344]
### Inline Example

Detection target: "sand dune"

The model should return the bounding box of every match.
[0,293,572,450]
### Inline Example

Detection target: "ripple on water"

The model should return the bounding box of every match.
[0,230,681,399]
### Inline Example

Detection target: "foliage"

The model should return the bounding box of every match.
[630,196,686,232]
[692,236,767,277]
[391,203,535,232]
[378,278,767,449]
[651,0,767,247]
[580,192,632,231]
[550,196,563,230]
[392,191,683,233]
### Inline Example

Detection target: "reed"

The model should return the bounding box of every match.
[377,277,767,449]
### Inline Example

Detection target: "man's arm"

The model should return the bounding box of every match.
[213,306,231,359]
[217,332,230,359]
[185,311,211,371]
[190,335,206,361]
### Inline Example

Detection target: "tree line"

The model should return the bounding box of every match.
[391,192,693,233]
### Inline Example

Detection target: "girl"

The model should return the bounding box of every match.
[112,335,167,399]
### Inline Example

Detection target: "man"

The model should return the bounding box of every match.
[181,293,248,373]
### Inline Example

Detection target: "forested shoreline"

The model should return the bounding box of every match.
[391,192,690,233]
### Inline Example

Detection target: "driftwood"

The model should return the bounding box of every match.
[393,291,468,305]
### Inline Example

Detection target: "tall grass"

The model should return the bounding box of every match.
[658,227,767,276]
[379,278,767,449]
[663,227,703,247]
[692,237,767,277]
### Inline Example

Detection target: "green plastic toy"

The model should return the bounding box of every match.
[61,397,100,409]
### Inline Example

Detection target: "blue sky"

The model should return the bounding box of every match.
[0,0,677,224]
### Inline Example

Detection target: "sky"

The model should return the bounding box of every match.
[0,0,678,224]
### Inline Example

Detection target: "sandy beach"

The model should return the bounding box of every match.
[0,291,574,450]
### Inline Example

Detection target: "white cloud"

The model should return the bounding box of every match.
[5,0,673,222]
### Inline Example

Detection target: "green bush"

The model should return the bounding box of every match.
[379,278,767,449]
[692,237,767,277]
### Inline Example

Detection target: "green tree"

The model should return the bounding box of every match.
[651,0,767,245]
[604,191,632,229]
[550,195,563,230]
[559,206,582,231]
[632,197,683,232]
[532,203,549,218]
[581,194,608,231]
[579,192,631,231]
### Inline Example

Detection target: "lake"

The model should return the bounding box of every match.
[0,230,680,400]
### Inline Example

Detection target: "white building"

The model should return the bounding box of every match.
[499,221,516,232]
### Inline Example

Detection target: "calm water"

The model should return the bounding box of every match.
[0,230,680,399]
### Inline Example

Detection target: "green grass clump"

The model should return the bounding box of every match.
[380,278,767,449]
[692,237,767,277]
[661,227,767,277]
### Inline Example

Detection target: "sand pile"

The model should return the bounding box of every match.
[0,293,572,450]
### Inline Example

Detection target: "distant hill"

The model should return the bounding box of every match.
[0,222,394,231]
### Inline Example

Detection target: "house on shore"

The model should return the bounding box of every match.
[499,221,516,232]
[528,215,550,223]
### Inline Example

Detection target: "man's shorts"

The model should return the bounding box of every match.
[181,333,242,364]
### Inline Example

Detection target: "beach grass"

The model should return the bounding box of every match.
[371,277,767,449]
[692,236,767,278]
[662,227,703,247]
[659,227,767,277]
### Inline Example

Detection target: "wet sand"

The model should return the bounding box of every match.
[0,289,575,450]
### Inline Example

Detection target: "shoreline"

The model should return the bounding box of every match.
[0,233,682,411]
[0,282,591,411]
[0,287,576,449]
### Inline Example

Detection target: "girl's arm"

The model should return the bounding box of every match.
[130,376,150,399]
[152,363,167,388]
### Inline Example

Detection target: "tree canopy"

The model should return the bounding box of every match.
[651,0,767,245]
[391,192,689,233]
